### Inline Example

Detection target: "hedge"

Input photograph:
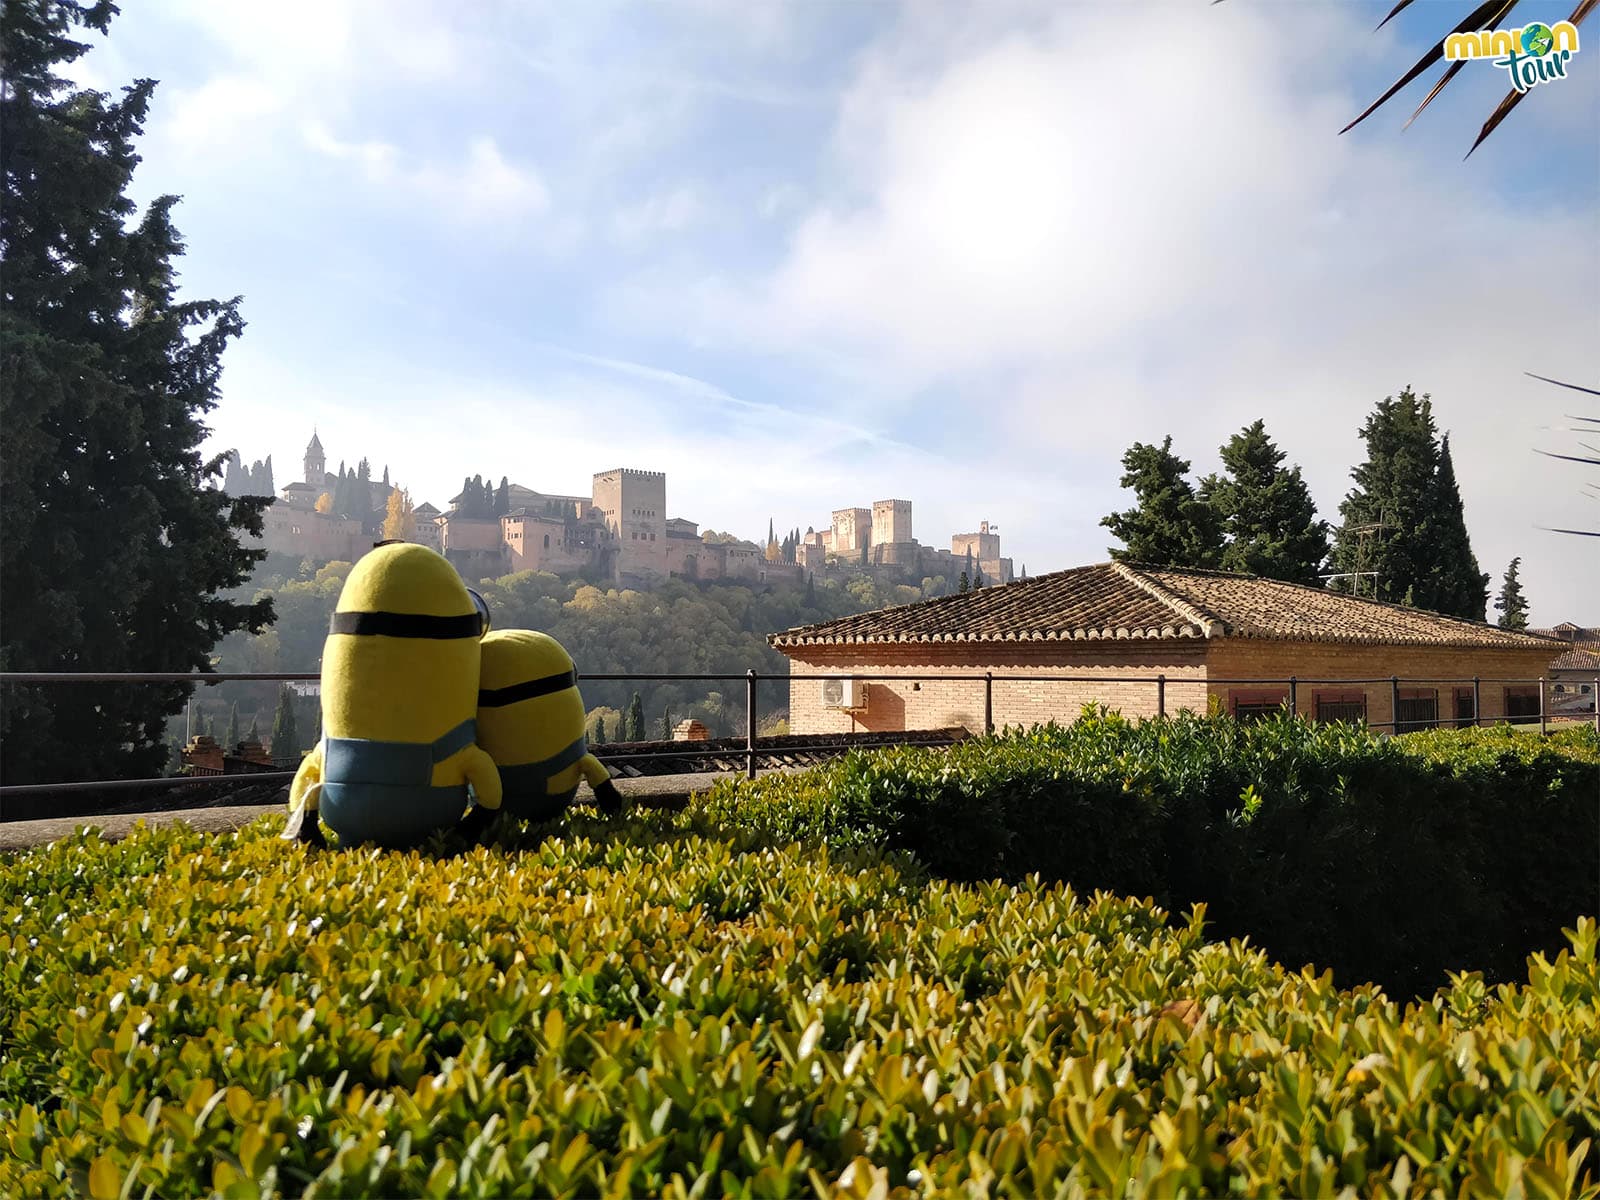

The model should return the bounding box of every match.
[4,818,1600,1197]
[696,715,1600,996]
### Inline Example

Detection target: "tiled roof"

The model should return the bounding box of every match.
[1531,624,1600,643]
[1552,646,1600,672]
[770,562,1565,651]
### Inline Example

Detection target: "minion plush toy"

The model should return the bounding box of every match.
[475,629,623,822]
[282,542,502,848]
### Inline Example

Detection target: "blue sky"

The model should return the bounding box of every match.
[68,0,1598,623]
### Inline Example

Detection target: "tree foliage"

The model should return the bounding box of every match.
[1199,420,1330,586]
[0,0,273,784]
[1331,388,1488,619]
[270,683,299,766]
[1102,437,1224,568]
[383,488,416,542]
[1493,558,1530,631]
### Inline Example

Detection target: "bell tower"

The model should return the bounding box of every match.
[303,430,325,487]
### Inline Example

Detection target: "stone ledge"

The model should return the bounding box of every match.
[0,771,785,854]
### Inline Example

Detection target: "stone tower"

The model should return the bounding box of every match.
[303,430,325,488]
[592,468,668,582]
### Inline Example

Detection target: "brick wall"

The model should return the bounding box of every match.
[783,644,1210,735]
[1205,641,1563,730]
[782,639,1561,735]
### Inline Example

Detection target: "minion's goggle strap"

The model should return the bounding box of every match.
[478,669,578,708]
[330,611,484,639]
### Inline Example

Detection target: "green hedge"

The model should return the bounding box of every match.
[4,820,1600,1197]
[698,716,1600,996]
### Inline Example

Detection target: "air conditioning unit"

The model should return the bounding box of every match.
[821,677,867,711]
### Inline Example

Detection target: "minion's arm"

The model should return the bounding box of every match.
[456,745,504,841]
[578,754,623,815]
[282,745,326,845]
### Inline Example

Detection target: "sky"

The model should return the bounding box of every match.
[65,0,1599,625]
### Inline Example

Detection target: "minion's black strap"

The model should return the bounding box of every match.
[478,669,577,708]
[330,611,482,639]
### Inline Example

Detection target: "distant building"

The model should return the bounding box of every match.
[1531,623,1600,716]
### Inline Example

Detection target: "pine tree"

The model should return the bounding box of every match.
[1198,420,1330,585]
[1493,557,1530,631]
[626,692,644,742]
[2,1,279,778]
[1331,388,1487,618]
[1101,437,1223,568]
[270,684,299,766]
[224,703,240,752]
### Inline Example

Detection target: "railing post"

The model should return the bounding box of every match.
[1593,677,1599,734]
[1157,674,1166,719]
[1539,677,1547,736]
[1473,676,1481,729]
[746,669,758,780]
[1288,676,1298,719]
[1390,676,1400,735]
[984,672,994,735]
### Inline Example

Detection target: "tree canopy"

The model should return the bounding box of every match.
[0,0,273,785]
[1199,420,1330,587]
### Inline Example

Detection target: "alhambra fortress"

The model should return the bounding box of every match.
[235,432,1015,589]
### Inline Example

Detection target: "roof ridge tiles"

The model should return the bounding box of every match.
[1111,562,1224,638]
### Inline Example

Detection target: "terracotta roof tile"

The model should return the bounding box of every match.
[1552,646,1600,672]
[771,562,1564,651]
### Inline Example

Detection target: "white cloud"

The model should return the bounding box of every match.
[303,124,550,225]
[612,186,704,243]
[163,76,285,154]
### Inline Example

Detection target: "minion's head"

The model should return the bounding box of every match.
[320,544,489,741]
[479,629,575,695]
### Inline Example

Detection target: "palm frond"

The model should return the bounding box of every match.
[1525,371,1600,397]
[1467,0,1599,155]
[1341,0,1517,135]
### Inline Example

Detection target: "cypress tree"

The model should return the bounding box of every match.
[260,455,273,497]
[1331,388,1486,617]
[626,692,644,742]
[0,3,277,785]
[1493,558,1530,631]
[495,476,510,516]
[309,704,322,747]
[661,703,674,739]
[1427,436,1489,620]
[203,715,215,740]
[224,703,240,752]
[804,573,816,606]
[271,684,299,765]
[1199,420,1330,585]
[959,571,970,594]
[1102,437,1223,568]
[245,714,259,744]
[593,717,606,745]
[223,451,244,496]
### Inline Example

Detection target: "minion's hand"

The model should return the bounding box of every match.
[458,803,500,842]
[591,777,624,816]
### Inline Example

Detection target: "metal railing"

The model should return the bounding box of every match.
[3,668,1595,817]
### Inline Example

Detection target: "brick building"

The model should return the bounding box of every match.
[1531,623,1600,716]
[772,562,1564,736]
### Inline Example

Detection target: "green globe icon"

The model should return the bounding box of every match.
[1521,23,1555,56]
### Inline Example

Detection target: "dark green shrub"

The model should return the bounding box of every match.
[700,714,1600,995]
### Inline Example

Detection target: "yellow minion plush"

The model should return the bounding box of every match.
[476,629,623,821]
[284,543,502,847]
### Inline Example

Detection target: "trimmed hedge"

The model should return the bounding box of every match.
[698,716,1600,996]
[4,819,1600,1197]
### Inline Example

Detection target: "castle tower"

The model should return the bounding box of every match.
[592,468,668,582]
[871,499,912,547]
[303,430,325,488]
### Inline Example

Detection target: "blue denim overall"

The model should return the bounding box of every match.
[497,734,589,822]
[319,718,481,847]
